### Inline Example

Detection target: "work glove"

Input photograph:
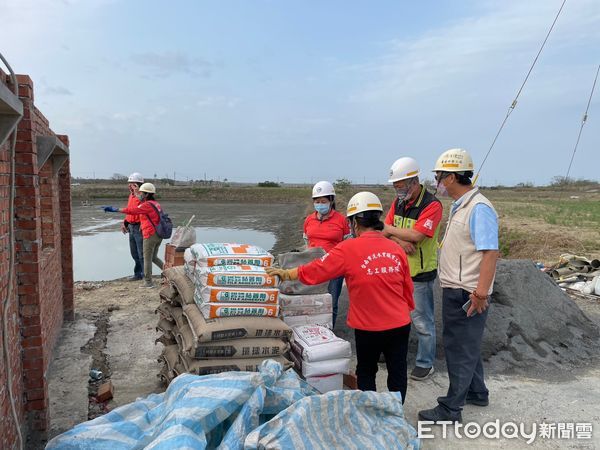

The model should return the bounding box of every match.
[265,267,299,281]
[103,206,120,213]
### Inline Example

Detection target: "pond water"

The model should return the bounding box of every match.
[72,202,279,281]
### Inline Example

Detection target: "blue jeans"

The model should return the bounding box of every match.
[411,280,436,369]
[328,276,344,327]
[128,223,144,279]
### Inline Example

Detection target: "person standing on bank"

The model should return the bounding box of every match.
[268,192,415,403]
[122,172,144,281]
[383,157,442,381]
[104,183,165,288]
[303,181,352,327]
[418,148,499,423]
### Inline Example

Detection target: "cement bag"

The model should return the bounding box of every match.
[198,302,280,319]
[163,266,195,305]
[279,293,332,317]
[277,248,329,295]
[175,322,196,356]
[158,344,179,373]
[283,313,332,330]
[156,318,175,340]
[192,265,278,288]
[189,338,290,360]
[183,304,292,342]
[189,243,274,267]
[155,334,177,347]
[245,390,420,449]
[181,355,293,376]
[305,373,343,394]
[47,360,319,450]
[291,325,351,362]
[289,351,350,377]
[195,285,279,305]
[159,284,178,302]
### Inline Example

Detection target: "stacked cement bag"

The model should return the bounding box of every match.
[185,243,282,318]
[277,248,333,329]
[155,260,293,384]
[289,325,351,393]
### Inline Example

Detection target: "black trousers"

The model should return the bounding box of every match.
[438,288,489,413]
[354,324,411,403]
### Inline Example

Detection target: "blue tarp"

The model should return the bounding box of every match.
[46,360,419,449]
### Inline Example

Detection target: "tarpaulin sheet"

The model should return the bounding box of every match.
[245,390,420,449]
[46,360,317,450]
[47,360,420,450]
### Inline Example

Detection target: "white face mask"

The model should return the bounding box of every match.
[436,180,449,197]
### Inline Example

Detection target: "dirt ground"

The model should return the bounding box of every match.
[45,277,600,449]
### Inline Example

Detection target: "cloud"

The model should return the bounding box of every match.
[347,0,600,105]
[131,51,215,78]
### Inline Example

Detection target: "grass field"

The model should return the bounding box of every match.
[72,182,600,265]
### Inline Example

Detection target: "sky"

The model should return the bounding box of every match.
[1,0,599,185]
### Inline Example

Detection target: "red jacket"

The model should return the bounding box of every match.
[298,231,414,331]
[124,194,141,224]
[121,200,161,239]
[303,210,351,252]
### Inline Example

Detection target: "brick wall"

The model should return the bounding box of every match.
[0,71,73,447]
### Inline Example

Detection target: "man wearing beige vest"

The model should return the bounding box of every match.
[418,148,499,423]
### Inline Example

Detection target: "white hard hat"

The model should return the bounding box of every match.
[346,191,383,217]
[388,157,420,183]
[139,182,156,194]
[433,148,474,173]
[128,172,144,183]
[312,181,336,198]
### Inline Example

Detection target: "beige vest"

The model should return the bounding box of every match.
[439,188,497,293]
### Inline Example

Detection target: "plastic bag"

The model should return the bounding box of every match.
[170,215,197,248]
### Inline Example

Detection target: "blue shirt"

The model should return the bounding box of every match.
[451,192,499,251]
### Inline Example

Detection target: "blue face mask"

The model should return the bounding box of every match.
[314,203,331,215]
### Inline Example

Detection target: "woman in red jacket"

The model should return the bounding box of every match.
[104,183,164,288]
[268,192,414,402]
[303,181,351,327]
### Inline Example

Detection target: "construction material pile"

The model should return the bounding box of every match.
[277,248,333,328]
[549,254,600,297]
[155,243,293,384]
[469,259,600,374]
[289,325,351,392]
[275,248,352,392]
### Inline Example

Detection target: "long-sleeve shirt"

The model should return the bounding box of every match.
[124,194,141,224]
[298,231,414,331]
[120,200,161,239]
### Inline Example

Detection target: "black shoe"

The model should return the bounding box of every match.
[466,393,489,407]
[418,405,462,423]
[128,276,143,281]
[410,366,434,381]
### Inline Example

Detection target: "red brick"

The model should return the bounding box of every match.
[25,399,46,412]
[22,336,42,348]
[23,346,43,360]
[22,325,42,337]
[24,376,44,390]
[25,388,45,401]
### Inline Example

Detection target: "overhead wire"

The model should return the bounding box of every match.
[562,64,600,184]
[474,0,568,185]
